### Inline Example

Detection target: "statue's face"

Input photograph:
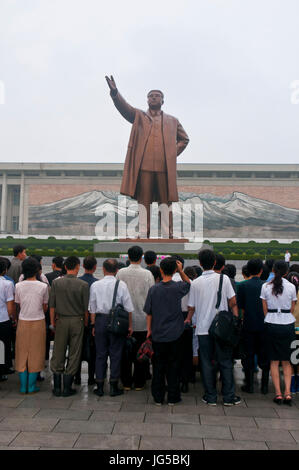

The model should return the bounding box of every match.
[147,91,164,109]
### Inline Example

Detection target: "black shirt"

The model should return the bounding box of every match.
[237,277,265,332]
[79,273,98,288]
[45,270,62,286]
[144,280,190,343]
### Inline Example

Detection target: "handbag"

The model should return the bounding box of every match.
[137,338,154,363]
[106,280,130,336]
[209,274,241,347]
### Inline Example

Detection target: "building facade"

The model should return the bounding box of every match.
[0,163,298,240]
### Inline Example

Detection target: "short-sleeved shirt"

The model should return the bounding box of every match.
[88,275,134,314]
[19,273,49,285]
[260,278,297,325]
[117,264,154,331]
[285,253,291,262]
[172,272,192,317]
[49,274,89,317]
[237,277,265,332]
[0,276,15,323]
[144,280,190,342]
[45,270,63,286]
[79,273,98,288]
[188,271,236,336]
[15,280,49,321]
[7,257,23,284]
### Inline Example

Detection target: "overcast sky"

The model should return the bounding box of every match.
[0,0,299,165]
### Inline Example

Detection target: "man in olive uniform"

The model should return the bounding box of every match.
[50,256,89,397]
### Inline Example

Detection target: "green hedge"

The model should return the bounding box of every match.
[0,237,298,260]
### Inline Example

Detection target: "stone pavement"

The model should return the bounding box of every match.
[1,362,299,450]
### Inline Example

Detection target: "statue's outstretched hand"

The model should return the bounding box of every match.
[105,75,117,93]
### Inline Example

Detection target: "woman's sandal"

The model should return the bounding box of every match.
[273,394,283,405]
[283,394,292,406]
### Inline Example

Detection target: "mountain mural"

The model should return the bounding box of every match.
[28,190,299,238]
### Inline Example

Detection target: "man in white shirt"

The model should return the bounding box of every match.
[186,250,240,406]
[89,259,134,397]
[285,251,291,268]
[0,260,15,381]
[116,246,154,391]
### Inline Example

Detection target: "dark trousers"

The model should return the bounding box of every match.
[151,335,183,403]
[179,327,194,384]
[241,330,270,372]
[76,332,96,380]
[95,314,125,383]
[0,320,13,375]
[45,309,51,361]
[198,334,235,403]
[121,331,147,388]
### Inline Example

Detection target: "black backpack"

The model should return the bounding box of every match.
[208,274,241,347]
[106,280,130,336]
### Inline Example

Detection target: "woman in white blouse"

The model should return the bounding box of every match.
[261,260,297,406]
[15,258,49,394]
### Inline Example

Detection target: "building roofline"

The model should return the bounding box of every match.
[0,162,298,172]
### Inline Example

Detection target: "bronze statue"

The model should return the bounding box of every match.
[106,75,189,238]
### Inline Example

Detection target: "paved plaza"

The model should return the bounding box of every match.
[1,362,299,450]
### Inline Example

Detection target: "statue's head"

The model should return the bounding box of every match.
[147,90,164,110]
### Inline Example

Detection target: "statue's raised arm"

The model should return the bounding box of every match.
[105,75,136,124]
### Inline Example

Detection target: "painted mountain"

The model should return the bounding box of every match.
[28,190,299,238]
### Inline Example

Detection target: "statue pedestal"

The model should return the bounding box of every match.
[119,238,189,243]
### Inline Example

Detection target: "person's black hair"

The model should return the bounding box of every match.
[198,249,216,270]
[31,254,42,263]
[117,262,126,270]
[128,245,143,262]
[192,265,202,277]
[0,257,11,271]
[214,254,225,271]
[144,250,157,266]
[0,260,7,275]
[289,264,299,274]
[126,260,131,267]
[222,264,237,279]
[22,258,39,280]
[184,266,197,280]
[173,254,185,268]
[64,256,80,271]
[247,258,264,276]
[103,258,118,274]
[61,263,67,276]
[13,245,26,257]
[265,259,275,271]
[271,260,288,297]
[160,257,177,276]
[287,272,299,294]
[148,265,162,283]
[83,256,97,271]
[241,264,250,278]
[52,256,64,269]
[260,264,270,281]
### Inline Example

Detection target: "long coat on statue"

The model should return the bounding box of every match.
[110,91,189,202]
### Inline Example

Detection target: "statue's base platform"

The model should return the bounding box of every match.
[119,238,189,243]
[94,239,209,254]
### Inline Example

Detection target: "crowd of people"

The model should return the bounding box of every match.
[0,244,299,407]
